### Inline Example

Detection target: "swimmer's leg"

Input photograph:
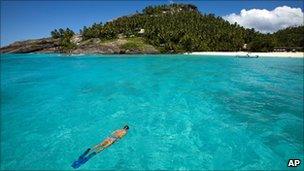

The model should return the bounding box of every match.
[86,152,97,160]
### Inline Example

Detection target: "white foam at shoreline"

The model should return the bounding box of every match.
[186,52,304,58]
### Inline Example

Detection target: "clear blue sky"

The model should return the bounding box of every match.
[1,0,303,46]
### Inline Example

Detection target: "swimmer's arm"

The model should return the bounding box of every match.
[95,146,105,153]
[95,141,115,153]
[93,140,115,153]
[92,143,104,152]
[112,130,126,139]
[111,131,119,137]
[91,143,104,153]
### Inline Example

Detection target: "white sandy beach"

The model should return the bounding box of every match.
[187,52,304,58]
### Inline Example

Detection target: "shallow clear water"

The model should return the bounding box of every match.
[1,54,303,170]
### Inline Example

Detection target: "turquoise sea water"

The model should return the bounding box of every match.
[1,54,303,170]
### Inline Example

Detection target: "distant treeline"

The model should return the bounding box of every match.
[51,4,304,52]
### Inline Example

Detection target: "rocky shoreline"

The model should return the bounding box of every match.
[0,36,159,54]
[0,38,61,54]
[2,37,303,57]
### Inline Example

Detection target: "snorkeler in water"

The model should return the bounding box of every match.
[71,125,129,169]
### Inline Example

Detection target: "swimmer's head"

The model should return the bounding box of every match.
[123,125,129,130]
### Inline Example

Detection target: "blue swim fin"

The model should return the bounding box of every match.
[71,159,83,169]
[71,152,96,169]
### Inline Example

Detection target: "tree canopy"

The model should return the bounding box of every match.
[50,28,75,52]
[51,4,304,53]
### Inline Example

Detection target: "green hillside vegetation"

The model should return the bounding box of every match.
[51,4,304,53]
[51,28,76,52]
[273,26,304,48]
[119,37,154,52]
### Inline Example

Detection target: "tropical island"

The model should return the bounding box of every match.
[1,3,303,55]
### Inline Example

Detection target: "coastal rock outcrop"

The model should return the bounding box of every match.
[70,34,82,45]
[1,37,159,54]
[71,37,158,54]
[0,38,60,53]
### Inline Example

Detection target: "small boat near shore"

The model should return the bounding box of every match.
[236,53,259,58]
